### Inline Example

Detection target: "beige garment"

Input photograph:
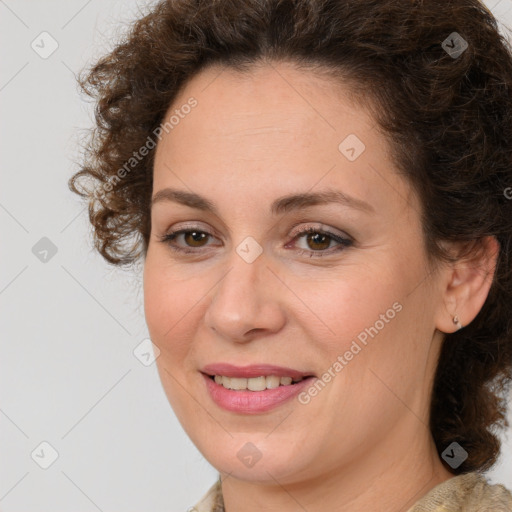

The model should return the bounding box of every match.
[189,472,512,512]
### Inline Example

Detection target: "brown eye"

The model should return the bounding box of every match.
[304,232,331,251]
[289,226,353,258]
[158,225,353,258]
[183,231,209,247]
[158,228,215,253]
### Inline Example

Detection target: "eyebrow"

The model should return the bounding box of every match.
[151,187,375,215]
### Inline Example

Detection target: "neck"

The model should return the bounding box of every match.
[219,424,454,512]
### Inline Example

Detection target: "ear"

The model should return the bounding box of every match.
[435,236,500,333]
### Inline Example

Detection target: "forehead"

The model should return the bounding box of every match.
[151,61,416,221]
[176,62,368,126]
[155,62,376,166]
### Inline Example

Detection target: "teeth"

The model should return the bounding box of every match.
[247,376,266,391]
[266,375,281,389]
[212,375,304,391]
[229,377,249,390]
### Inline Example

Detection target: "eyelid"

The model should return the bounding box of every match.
[287,221,351,241]
[166,221,221,238]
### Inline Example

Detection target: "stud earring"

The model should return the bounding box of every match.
[453,315,463,330]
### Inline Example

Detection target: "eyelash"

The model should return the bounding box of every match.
[157,225,353,258]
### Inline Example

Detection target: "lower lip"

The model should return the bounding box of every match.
[201,373,315,414]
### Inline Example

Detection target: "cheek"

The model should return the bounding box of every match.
[143,258,201,359]
[290,262,406,355]
[143,260,206,419]
[291,255,429,417]
[297,259,434,423]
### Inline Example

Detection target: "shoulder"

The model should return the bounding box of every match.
[187,479,223,512]
[463,473,512,512]
[407,472,512,512]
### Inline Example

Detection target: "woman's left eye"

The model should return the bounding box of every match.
[289,226,353,257]
[157,225,353,258]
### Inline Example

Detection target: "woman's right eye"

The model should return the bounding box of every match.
[157,229,215,254]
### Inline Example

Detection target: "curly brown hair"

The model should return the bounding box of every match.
[69,0,512,474]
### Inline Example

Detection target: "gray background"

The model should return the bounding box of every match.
[1,1,511,510]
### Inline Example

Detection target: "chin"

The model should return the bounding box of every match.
[193,434,313,483]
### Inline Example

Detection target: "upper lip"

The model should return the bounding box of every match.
[201,363,315,379]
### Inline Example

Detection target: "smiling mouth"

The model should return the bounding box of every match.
[206,374,314,391]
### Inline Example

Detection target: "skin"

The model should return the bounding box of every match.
[143,60,498,512]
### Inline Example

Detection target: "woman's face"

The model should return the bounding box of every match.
[144,61,449,484]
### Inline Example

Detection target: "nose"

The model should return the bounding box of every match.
[203,248,287,343]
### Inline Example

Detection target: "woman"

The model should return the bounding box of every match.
[69,0,512,510]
